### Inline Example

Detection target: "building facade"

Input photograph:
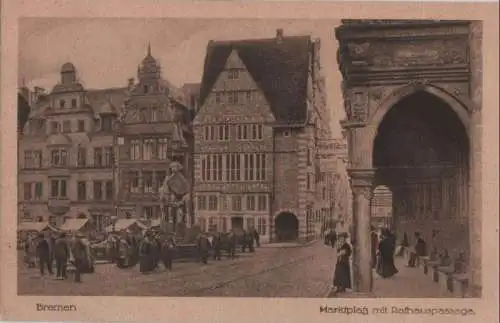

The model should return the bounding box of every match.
[18,63,127,231]
[193,29,331,243]
[116,46,193,225]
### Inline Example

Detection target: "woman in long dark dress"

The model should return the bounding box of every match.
[376,229,398,278]
[333,233,352,293]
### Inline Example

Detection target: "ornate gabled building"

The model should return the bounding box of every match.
[18,63,127,231]
[116,45,193,224]
[193,29,330,243]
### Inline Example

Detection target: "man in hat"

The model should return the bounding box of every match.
[36,233,53,276]
[71,233,87,282]
[54,233,70,280]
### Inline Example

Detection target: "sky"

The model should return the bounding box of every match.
[19,18,344,137]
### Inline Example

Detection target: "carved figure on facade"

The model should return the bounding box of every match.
[347,90,369,123]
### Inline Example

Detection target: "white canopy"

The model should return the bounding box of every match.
[59,218,91,232]
[105,219,147,233]
[18,221,59,233]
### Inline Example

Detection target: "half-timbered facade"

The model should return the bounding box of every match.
[194,29,330,243]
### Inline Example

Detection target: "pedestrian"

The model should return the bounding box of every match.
[251,227,260,247]
[161,236,175,271]
[407,232,427,267]
[54,233,70,280]
[212,232,222,261]
[376,228,398,278]
[36,233,53,276]
[117,236,130,268]
[197,233,209,264]
[370,226,378,269]
[70,233,87,283]
[139,232,153,274]
[332,232,352,294]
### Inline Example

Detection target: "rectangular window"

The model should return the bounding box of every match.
[143,139,154,161]
[208,217,215,231]
[217,155,223,181]
[246,195,256,211]
[94,147,102,167]
[204,126,210,140]
[93,181,102,200]
[197,195,207,210]
[157,138,168,160]
[221,217,228,233]
[24,151,32,168]
[156,171,167,190]
[211,155,217,180]
[130,140,141,161]
[228,69,240,79]
[77,181,87,200]
[105,181,113,200]
[208,195,218,211]
[201,156,206,181]
[200,218,207,232]
[251,124,257,140]
[130,171,140,193]
[246,91,252,101]
[50,180,59,197]
[24,183,32,201]
[218,125,224,141]
[60,180,67,197]
[257,124,263,140]
[237,125,242,140]
[144,206,154,219]
[104,147,113,167]
[257,217,267,235]
[258,195,268,211]
[59,100,65,109]
[228,91,239,104]
[248,154,254,181]
[215,92,222,104]
[77,147,86,167]
[243,124,248,139]
[101,116,113,131]
[50,149,67,167]
[51,121,59,134]
[209,126,215,141]
[63,120,71,133]
[143,171,154,193]
[246,217,255,230]
[151,108,158,122]
[77,120,85,132]
[224,124,229,140]
[34,182,43,200]
[232,195,242,211]
[71,98,77,108]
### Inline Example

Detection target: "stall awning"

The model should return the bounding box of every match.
[59,218,90,232]
[18,221,59,232]
[105,219,147,233]
[150,219,161,228]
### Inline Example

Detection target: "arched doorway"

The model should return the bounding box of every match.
[274,212,299,241]
[373,90,470,258]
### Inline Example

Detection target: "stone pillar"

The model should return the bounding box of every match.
[468,21,482,296]
[347,168,375,293]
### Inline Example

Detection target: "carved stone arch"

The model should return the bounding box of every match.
[370,83,472,137]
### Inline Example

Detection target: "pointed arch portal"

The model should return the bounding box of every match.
[336,20,482,296]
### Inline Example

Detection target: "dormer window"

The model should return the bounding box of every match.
[215,92,222,104]
[71,98,77,108]
[283,130,290,137]
[228,69,240,79]
[101,116,113,132]
[59,99,65,109]
[144,85,149,94]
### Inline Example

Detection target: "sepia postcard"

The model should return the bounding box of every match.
[1,0,499,322]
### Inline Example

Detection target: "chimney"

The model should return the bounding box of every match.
[276,28,284,42]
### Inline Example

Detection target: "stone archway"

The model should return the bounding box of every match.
[274,212,299,242]
[336,20,482,295]
[374,90,470,255]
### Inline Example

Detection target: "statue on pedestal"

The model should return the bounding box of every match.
[158,161,190,233]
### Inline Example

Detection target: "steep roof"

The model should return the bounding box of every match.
[18,93,31,132]
[199,35,312,124]
[85,87,128,115]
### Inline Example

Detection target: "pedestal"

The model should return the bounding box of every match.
[347,168,375,293]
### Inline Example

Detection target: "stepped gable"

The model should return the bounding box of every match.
[199,34,312,124]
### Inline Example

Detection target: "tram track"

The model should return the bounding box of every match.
[175,252,316,296]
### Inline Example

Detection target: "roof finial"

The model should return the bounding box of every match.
[147,42,151,56]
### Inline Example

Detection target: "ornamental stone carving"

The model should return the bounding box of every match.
[346,90,369,123]
[346,39,468,68]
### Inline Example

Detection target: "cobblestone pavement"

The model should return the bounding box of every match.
[18,241,337,297]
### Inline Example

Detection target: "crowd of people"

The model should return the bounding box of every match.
[23,232,94,282]
[324,225,428,296]
[21,226,262,283]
